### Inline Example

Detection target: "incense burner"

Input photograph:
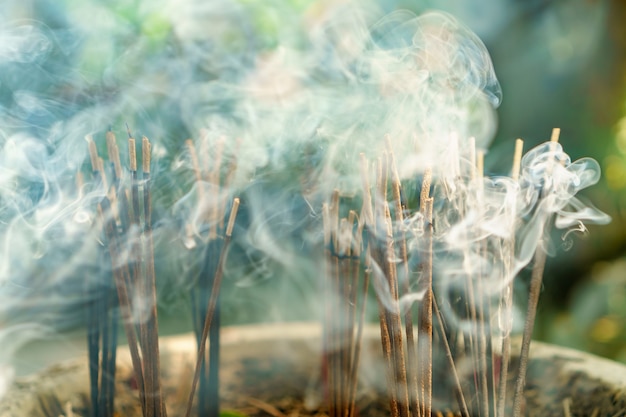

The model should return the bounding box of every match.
[2,323,625,417]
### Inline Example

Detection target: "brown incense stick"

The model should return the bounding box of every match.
[359,154,374,226]
[99,201,146,417]
[328,191,341,417]
[433,297,470,417]
[143,136,166,417]
[347,210,368,417]
[418,169,433,417]
[374,157,404,417]
[497,138,523,417]
[127,131,155,417]
[321,203,333,417]
[383,204,410,417]
[106,131,122,181]
[386,138,420,417]
[475,150,493,417]
[512,249,546,417]
[185,198,240,417]
[361,155,398,417]
[339,216,353,417]
[512,129,560,417]
[87,135,99,173]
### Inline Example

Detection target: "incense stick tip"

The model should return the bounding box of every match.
[128,137,137,171]
[226,198,240,237]
[142,136,151,173]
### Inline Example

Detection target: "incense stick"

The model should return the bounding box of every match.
[85,135,122,417]
[185,198,240,417]
[347,210,369,417]
[496,138,524,417]
[99,199,146,417]
[359,155,399,417]
[418,169,433,417]
[474,150,493,417]
[386,138,420,417]
[512,128,561,417]
[142,136,166,417]
[433,297,470,417]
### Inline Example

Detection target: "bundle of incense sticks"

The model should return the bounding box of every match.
[320,130,572,417]
[83,129,241,417]
[86,129,165,417]
[358,147,437,417]
[82,132,119,417]
[183,134,240,417]
[322,191,369,417]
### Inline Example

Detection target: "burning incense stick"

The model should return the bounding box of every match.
[474,150,494,417]
[419,169,433,417]
[185,198,240,417]
[86,129,173,417]
[85,135,122,417]
[142,136,166,417]
[99,198,146,417]
[185,134,240,417]
[512,128,561,417]
[433,297,470,417]
[496,138,524,417]
[363,178,399,417]
[322,195,370,417]
[386,139,420,417]
[347,211,369,417]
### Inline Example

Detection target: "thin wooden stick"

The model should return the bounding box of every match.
[368,243,399,417]
[86,135,119,417]
[512,128,560,417]
[361,156,398,417]
[340,215,354,417]
[419,169,433,417]
[102,293,118,417]
[512,247,546,417]
[99,200,146,417]
[497,138,523,417]
[85,136,102,417]
[347,210,368,417]
[143,137,166,417]
[474,150,493,417]
[106,130,122,182]
[374,156,405,417]
[383,204,410,417]
[325,191,341,417]
[332,192,342,417]
[87,135,99,173]
[433,298,470,417]
[185,198,240,417]
[359,154,374,226]
[511,139,524,182]
[184,138,205,403]
[127,130,154,417]
[322,203,333,417]
[386,138,420,417]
